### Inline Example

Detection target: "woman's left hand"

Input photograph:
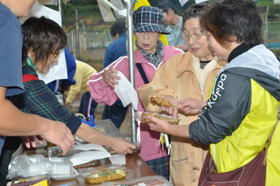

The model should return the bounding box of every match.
[147,115,170,134]
[161,95,178,119]
[102,68,120,88]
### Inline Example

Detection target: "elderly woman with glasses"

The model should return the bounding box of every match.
[138,3,227,186]
[88,6,183,179]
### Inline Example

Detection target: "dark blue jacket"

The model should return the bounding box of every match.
[103,33,127,68]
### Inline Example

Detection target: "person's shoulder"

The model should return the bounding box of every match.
[0,3,18,25]
[163,45,184,54]
[22,65,37,75]
[117,35,126,44]
[22,65,41,85]
[106,38,122,51]
[106,41,114,50]
[105,55,128,69]
[0,4,21,36]
[114,55,128,64]
[161,47,185,64]
[112,35,126,46]
[166,50,189,63]
[0,3,12,17]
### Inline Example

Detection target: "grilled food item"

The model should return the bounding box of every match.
[84,167,126,184]
[141,112,178,125]
[150,96,177,108]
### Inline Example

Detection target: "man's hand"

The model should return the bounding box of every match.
[102,68,120,88]
[178,97,206,115]
[41,121,74,155]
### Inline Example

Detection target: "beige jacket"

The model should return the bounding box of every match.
[138,51,226,186]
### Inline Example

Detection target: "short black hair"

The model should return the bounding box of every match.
[182,3,209,32]
[158,1,177,14]
[22,16,66,67]
[110,21,126,37]
[200,0,263,47]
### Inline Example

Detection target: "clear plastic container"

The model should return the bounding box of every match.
[77,164,126,184]
[49,157,73,175]
[50,169,79,180]
[49,157,79,180]
[12,175,49,186]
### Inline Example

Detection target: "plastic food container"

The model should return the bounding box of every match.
[12,175,49,186]
[77,164,126,184]
[49,157,79,180]
[102,175,172,186]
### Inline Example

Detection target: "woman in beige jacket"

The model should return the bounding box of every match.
[138,3,226,186]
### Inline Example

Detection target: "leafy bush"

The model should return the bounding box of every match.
[271,49,280,58]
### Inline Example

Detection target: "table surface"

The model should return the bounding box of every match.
[49,152,155,185]
[36,119,155,185]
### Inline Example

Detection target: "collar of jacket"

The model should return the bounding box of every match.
[134,49,150,64]
[176,51,227,78]
[133,46,172,68]
[26,57,36,70]
[228,43,256,62]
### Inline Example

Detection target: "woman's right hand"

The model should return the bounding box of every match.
[102,68,120,88]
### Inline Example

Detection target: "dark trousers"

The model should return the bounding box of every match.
[78,91,98,121]
[102,102,128,129]
[0,137,22,186]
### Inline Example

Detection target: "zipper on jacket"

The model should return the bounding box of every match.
[200,66,220,164]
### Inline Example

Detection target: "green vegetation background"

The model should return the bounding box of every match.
[48,0,280,68]
[56,0,280,33]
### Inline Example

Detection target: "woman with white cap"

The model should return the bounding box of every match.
[88,6,183,179]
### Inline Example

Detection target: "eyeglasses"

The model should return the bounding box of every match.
[180,31,207,40]
[51,50,60,58]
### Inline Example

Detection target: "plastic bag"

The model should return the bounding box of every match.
[7,154,52,179]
